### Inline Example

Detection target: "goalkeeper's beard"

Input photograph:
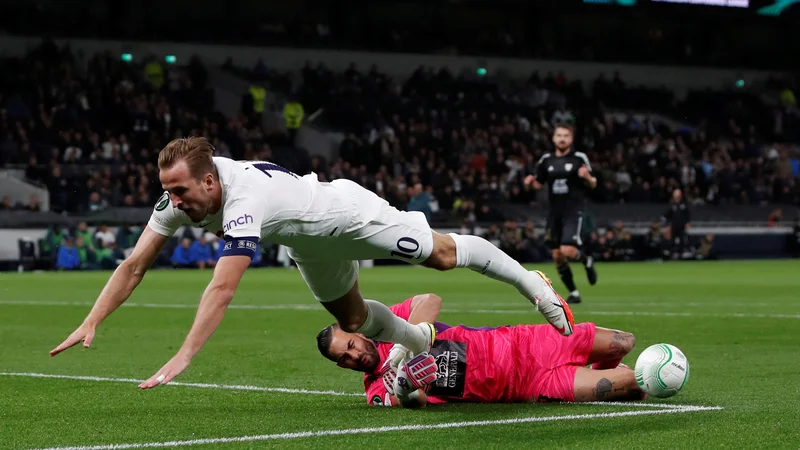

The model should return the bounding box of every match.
[355,340,381,373]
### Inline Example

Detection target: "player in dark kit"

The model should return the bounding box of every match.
[524,123,597,304]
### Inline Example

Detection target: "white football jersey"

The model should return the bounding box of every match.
[147,157,353,258]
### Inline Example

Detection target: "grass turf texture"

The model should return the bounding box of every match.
[1,260,799,449]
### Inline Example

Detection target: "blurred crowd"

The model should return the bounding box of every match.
[290,63,800,227]
[41,222,277,271]
[2,41,799,270]
[3,42,799,222]
[0,40,294,214]
[41,216,715,273]
[42,222,140,271]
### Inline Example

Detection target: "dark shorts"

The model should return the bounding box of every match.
[545,209,584,249]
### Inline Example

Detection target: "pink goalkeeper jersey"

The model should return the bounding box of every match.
[364,299,545,406]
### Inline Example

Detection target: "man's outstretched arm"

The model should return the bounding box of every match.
[138,254,251,389]
[50,226,170,356]
[407,293,443,324]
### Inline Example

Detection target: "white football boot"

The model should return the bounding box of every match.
[530,270,575,336]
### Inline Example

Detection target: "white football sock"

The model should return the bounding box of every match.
[571,290,580,297]
[357,300,428,353]
[448,233,547,305]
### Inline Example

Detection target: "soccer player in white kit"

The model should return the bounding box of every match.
[49,137,574,389]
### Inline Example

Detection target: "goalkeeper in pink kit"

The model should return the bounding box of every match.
[316,294,645,407]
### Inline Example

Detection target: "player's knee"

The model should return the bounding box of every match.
[326,301,366,333]
[337,317,363,333]
[553,252,567,266]
[424,233,457,271]
[559,245,577,259]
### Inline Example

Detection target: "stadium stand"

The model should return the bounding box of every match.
[1,3,799,271]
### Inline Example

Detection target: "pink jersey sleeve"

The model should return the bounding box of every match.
[388,298,414,321]
[364,373,395,407]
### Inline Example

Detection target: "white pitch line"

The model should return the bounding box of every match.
[1,372,702,411]
[0,300,318,311]
[32,405,723,450]
[0,372,362,397]
[2,299,799,319]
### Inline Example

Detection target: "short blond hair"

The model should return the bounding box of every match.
[158,137,215,179]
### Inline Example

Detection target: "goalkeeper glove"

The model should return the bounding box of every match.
[380,359,397,395]
[386,343,413,373]
[394,353,438,397]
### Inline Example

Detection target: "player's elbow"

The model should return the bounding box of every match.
[119,258,147,280]
[421,293,443,310]
[622,332,636,355]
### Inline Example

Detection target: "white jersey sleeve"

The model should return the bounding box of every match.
[147,191,191,237]
[218,184,268,259]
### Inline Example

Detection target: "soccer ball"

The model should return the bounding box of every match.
[634,343,690,398]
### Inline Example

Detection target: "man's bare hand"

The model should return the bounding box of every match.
[524,175,541,190]
[139,352,193,389]
[50,322,96,356]
[578,165,591,179]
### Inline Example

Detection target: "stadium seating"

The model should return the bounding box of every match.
[1,40,798,268]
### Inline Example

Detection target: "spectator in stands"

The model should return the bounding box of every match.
[499,221,523,261]
[644,223,665,260]
[88,192,107,212]
[768,208,783,227]
[0,196,12,210]
[117,224,144,259]
[171,238,194,269]
[520,221,545,263]
[94,225,116,248]
[74,236,96,270]
[614,232,636,262]
[25,155,45,183]
[74,222,94,250]
[483,224,502,248]
[212,236,225,262]
[407,183,432,222]
[41,226,68,261]
[696,234,716,260]
[189,236,215,269]
[94,241,122,270]
[611,221,625,238]
[250,244,264,267]
[56,237,80,271]
[25,195,41,212]
[476,203,503,222]
[593,235,612,262]
[283,96,304,143]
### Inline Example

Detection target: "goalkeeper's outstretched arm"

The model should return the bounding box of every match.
[407,293,442,324]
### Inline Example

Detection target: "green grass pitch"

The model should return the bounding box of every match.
[1,260,799,449]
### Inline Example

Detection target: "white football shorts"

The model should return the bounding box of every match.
[288,178,434,302]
